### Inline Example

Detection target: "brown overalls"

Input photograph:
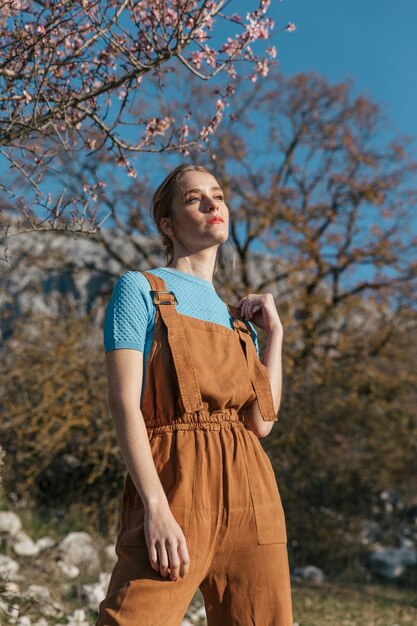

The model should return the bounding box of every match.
[96,272,293,626]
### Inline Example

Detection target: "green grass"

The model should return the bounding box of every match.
[291,578,417,626]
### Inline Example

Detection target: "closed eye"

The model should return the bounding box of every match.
[187,195,224,203]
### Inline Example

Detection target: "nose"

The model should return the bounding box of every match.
[206,197,219,212]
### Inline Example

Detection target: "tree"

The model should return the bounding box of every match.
[2,68,416,578]
[0,0,296,250]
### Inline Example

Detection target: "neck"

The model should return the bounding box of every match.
[166,256,216,284]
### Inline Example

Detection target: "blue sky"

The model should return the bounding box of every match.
[3,1,416,227]
[272,0,417,151]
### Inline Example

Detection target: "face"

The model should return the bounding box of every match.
[161,170,229,254]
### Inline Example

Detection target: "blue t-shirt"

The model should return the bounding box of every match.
[103,266,259,402]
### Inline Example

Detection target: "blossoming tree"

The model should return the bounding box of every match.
[0,0,296,249]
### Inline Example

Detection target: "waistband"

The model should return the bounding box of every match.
[146,407,245,437]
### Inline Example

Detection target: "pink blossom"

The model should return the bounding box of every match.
[286,22,296,33]
[256,58,269,77]
[191,51,204,69]
[116,155,129,167]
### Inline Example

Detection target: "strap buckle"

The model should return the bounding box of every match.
[233,318,251,334]
[150,290,178,305]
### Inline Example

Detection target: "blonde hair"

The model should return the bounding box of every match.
[150,163,235,273]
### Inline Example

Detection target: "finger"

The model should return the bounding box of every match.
[177,538,190,578]
[148,542,159,572]
[240,300,248,318]
[166,539,181,581]
[246,301,263,318]
[157,543,169,578]
[243,300,254,319]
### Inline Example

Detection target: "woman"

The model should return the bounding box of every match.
[96,163,293,626]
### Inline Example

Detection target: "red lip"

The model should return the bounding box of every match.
[207,217,224,224]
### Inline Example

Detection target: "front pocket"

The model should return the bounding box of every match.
[117,431,196,548]
[241,430,288,545]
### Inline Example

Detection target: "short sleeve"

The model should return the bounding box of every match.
[103,271,151,353]
[246,320,260,357]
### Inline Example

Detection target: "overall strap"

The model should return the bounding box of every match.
[228,310,278,422]
[142,271,204,413]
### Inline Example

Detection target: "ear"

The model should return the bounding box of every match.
[160,216,173,237]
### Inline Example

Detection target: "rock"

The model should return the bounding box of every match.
[358,519,383,545]
[0,554,20,578]
[12,530,40,556]
[56,560,80,579]
[17,616,31,626]
[36,536,55,550]
[192,605,207,619]
[32,620,49,626]
[291,564,324,583]
[368,546,417,579]
[0,598,19,619]
[65,608,92,626]
[399,536,415,550]
[0,511,22,536]
[104,543,117,564]
[81,572,111,612]
[379,488,403,513]
[57,531,100,573]
[26,585,51,603]
[4,581,20,593]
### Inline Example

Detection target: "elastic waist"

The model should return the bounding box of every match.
[146,407,245,437]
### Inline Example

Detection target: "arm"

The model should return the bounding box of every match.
[244,326,283,439]
[233,292,284,439]
[105,348,190,580]
[106,349,169,509]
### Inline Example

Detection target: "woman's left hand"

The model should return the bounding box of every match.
[231,293,283,334]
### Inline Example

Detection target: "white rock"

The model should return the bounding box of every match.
[17,616,32,626]
[291,564,324,583]
[0,511,22,536]
[58,532,100,573]
[65,608,91,626]
[26,585,51,603]
[81,572,111,612]
[193,606,207,618]
[4,581,20,593]
[399,537,415,550]
[104,543,117,563]
[56,560,80,579]
[32,619,49,626]
[369,546,417,579]
[0,554,20,578]
[12,530,40,557]
[36,536,55,550]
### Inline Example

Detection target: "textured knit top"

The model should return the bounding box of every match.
[103,267,259,403]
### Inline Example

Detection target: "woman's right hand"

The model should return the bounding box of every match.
[144,501,190,581]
